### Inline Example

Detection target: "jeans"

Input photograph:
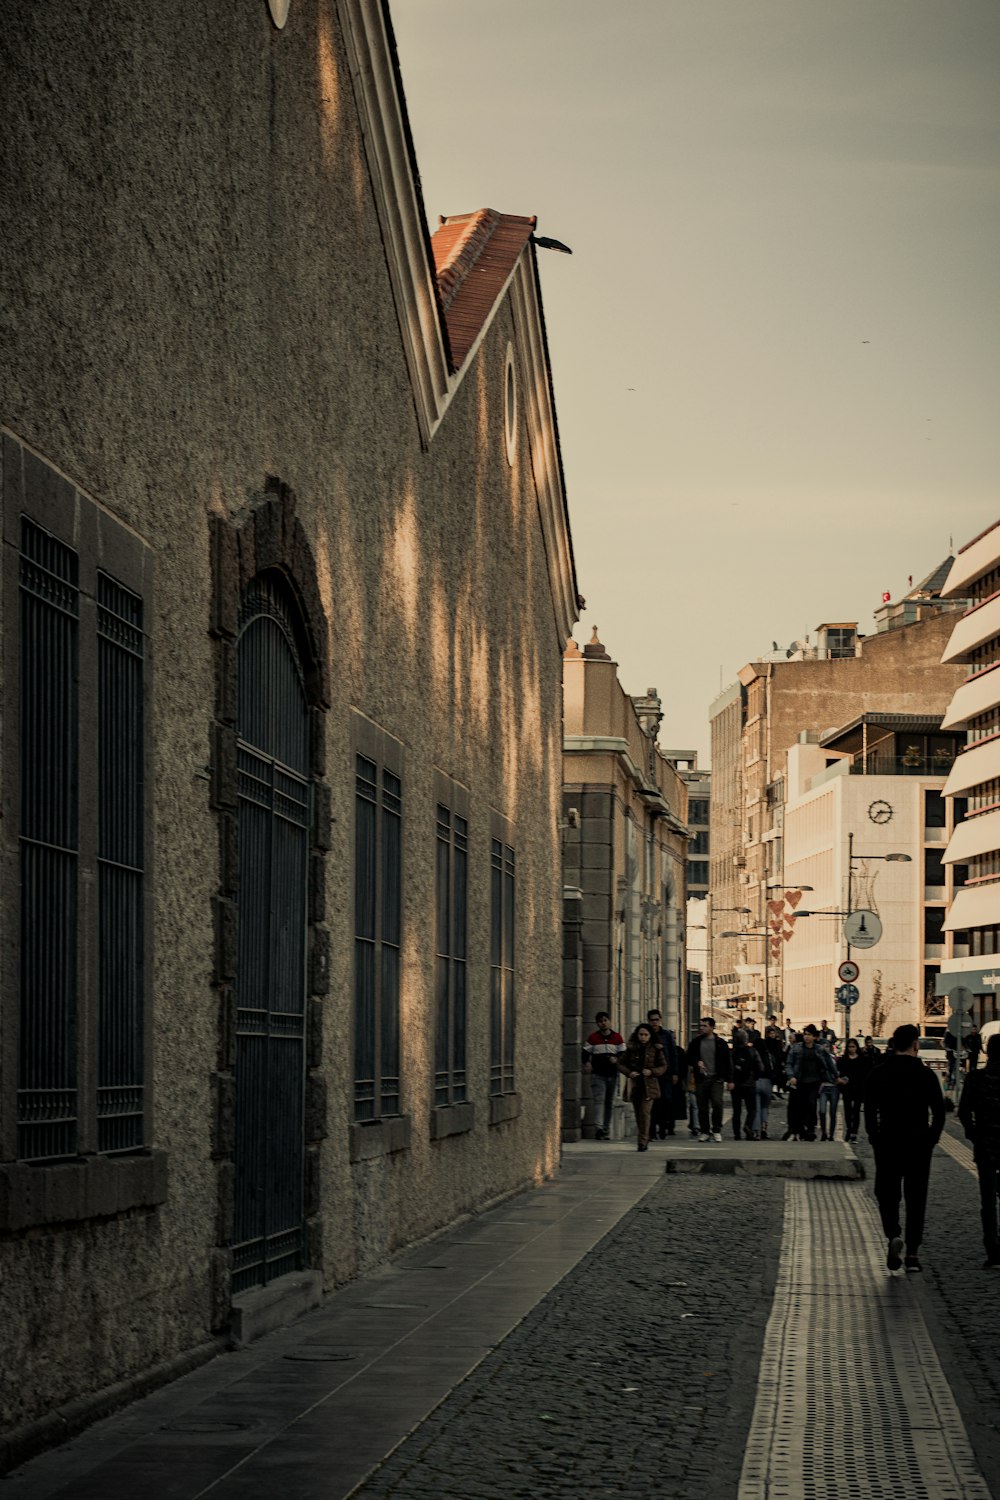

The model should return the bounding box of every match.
[731,1084,758,1138]
[976,1157,1000,1259]
[794,1081,821,1139]
[590,1072,617,1134]
[874,1143,933,1254]
[844,1091,862,1139]
[695,1075,725,1134]
[818,1084,840,1139]
[756,1077,773,1131]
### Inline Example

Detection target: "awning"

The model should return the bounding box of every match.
[943,883,1000,932]
[943,808,1000,864]
[941,663,1000,729]
[941,592,1000,663]
[942,737,1000,798]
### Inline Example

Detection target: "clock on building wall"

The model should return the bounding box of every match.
[868,799,894,825]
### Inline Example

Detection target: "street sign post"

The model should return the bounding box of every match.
[838,960,860,984]
[836,983,860,1006]
[948,986,975,1106]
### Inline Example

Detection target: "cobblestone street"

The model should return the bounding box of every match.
[6,1105,999,1500]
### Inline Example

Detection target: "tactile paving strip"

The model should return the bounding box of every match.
[739,1181,991,1500]
[938,1131,977,1179]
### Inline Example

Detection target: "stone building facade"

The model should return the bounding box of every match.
[0,0,578,1462]
[562,634,688,1141]
[709,605,965,1018]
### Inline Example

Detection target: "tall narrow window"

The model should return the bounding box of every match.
[434,806,468,1105]
[354,754,402,1121]
[97,575,145,1152]
[490,838,515,1095]
[18,519,80,1162]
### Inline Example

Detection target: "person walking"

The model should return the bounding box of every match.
[817,1018,838,1051]
[786,1026,838,1141]
[582,1012,625,1140]
[818,1036,847,1142]
[730,1028,762,1139]
[958,1032,1000,1269]
[864,1022,945,1273]
[685,1017,733,1143]
[967,1024,984,1072]
[618,1024,667,1151]
[839,1037,870,1143]
[646,1009,680,1139]
[755,1024,785,1139]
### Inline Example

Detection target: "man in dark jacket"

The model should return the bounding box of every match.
[685,1017,732,1142]
[958,1033,1000,1268]
[646,1009,679,1139]
[864,1023,945,1273]
[730,1028,762,1139]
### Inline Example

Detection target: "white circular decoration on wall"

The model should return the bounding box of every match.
[268,0,291,28]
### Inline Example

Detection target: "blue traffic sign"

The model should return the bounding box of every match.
[836,983,860,1006]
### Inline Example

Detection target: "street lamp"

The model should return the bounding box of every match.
[721,915,814,1019]
[798,838,912,1041]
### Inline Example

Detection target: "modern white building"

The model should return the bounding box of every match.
[938,523,1000,1028]
[779,714,966,1040]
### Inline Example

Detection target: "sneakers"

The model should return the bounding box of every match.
[904,1255,922,1273]
[887,1236,904,1271]
[698,1133,710,1142]
[712,1132,723,1143]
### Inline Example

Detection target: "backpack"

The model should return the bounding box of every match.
[732,1046,756,1086]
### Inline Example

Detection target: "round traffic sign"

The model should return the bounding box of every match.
[838,960,860,983]
[836,983,860,1006]
[843,909,883,950]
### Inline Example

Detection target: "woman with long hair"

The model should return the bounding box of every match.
[618,1024,668,1151]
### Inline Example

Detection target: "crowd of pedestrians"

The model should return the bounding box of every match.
[582,1007,1000,1274]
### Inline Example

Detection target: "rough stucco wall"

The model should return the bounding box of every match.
[0,0,566,1433]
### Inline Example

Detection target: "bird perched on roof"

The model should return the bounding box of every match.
[533,235,573,254]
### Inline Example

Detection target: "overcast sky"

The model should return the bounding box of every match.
[392,1,1000,762]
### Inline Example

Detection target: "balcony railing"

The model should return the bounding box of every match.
[850,752,955,777]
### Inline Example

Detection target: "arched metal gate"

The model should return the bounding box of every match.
[231,574,310,1294]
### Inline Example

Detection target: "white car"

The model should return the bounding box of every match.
[917,1037,949,1081]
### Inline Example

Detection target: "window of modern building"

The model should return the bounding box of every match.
[924,849,945,887]
[970,926,1000,957]
[689,798,709,825]
[689,829,709,856]
[434,802,468,1107]
[490,836,515,1095]
[7,453,151,1169]
[925,790,947,828]
[353,754,402,1121]
[924,907,946,944]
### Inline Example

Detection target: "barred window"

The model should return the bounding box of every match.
[434,805,468,1106]
[354,754,402,1121]
[14,508,148,1164]
[490,838,515,1095]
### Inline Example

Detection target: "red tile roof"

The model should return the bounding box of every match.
[431,210,536,370]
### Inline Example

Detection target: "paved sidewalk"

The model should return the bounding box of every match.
[5,1119,998,1500]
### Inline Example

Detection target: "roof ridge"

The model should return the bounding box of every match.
[435,209,502,313]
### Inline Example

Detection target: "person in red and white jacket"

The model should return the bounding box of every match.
[583,1012,625,1139]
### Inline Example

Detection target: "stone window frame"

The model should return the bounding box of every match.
[0,431,164,1231]
[347,711,412,1163]
[207,479,331,1323]
[430,770,474,1141]
[488,807,520,1125]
